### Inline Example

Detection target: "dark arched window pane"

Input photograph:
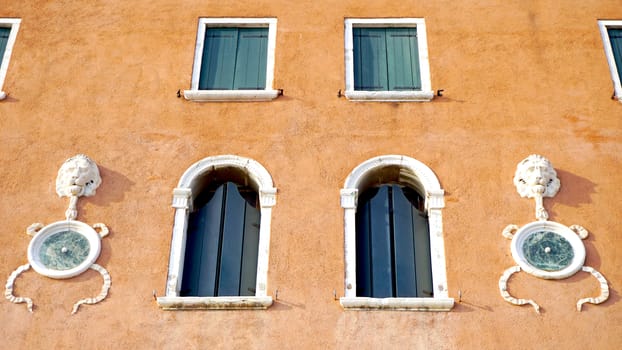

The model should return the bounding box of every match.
[356,184,432,298]
[181,182,260,297]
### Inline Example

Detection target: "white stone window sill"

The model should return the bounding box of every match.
[345,90,434,102]
[184,89,279,102]
[340,297,454,311]
[157,296,273,310]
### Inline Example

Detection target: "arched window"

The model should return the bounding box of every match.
[157,155,277,310]
[181,181,260,297]
[340,155,454,311]
[356,184,432,298]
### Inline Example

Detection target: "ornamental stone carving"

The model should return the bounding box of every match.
[56,154,102,221]
[499,155,609,313]
[5,155,111,314]
[513,154,561,221]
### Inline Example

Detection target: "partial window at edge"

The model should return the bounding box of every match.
[598,20,622,102]
[0,18,21,100]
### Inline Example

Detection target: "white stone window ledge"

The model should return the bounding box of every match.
[345,90,434,102]
[184,89,279,102]
[157,296,273,310]
[340,297,454,311]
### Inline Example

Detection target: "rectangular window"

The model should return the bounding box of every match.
[598,20,622,102]
[345,18,433,102]
[200,28,268,90]
[353,28,421,91]
[184,18,278,102]
[0,18,21,100]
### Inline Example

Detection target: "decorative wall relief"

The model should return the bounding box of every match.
[499,155,609,313]
[5,155,111,314]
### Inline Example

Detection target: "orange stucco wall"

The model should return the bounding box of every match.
[1,1,621,349]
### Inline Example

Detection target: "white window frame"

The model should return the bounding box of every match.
[340,155,453,311]
[0,18,21,101]
[183,18,279,102]
[344,18,434,102]
[157,155,277,310]
[598,20,622,102]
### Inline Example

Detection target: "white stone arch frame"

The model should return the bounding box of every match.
[339,155,454,311]
[157,155,277,310]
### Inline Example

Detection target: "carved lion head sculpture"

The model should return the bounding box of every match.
[56,154,102,198]
[513,154,560,199]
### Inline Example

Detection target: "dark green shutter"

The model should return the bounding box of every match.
[353,28,388,90]
[240,200,260,296]
[180,203,204,296]
[608,28,622,83]
[181,184,224,296]
[0,27,10,68]
[355,189,373,297]
[233,28,268,90]
[356,184,433,298]
[218,182,247,296]
[199,27,268,90]
[200,184,225,296]
[386,28,421,90]
[353,27,421,91]
[181,182,260,297]
[412,203,433,297]
[199,28,238,89]
[391,186,418,297]
[368,186,393,297]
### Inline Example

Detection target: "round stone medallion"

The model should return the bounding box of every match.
[511,221,585,279]
[28,220,101,279]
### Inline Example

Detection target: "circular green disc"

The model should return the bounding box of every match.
[522,231,574,271]
[39,230,90,270]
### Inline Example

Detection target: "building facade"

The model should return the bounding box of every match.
[1,1,621,348]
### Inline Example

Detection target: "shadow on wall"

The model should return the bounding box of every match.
[548,168,595,214]
[87,165,135,206]
[72,165,134,267]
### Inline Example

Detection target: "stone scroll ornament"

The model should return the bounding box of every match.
[498,155,609,313]
[4,155,111,314]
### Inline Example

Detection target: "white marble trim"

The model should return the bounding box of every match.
[340,297,454,311]
[157,296,273,310]
[344,90,434,102]
[183,89,279,102]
